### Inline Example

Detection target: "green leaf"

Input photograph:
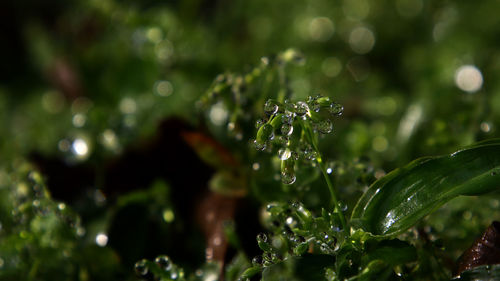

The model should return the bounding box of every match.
[240,266,262,279]
[351,139,500,237]
[362,239,417,267]
[348,260,395,281]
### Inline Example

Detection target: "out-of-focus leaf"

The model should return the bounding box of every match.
[351,139,500,237]
[181,131,238,170]
[209,171,247,197]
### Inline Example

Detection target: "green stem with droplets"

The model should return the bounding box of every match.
[302,121,347,231]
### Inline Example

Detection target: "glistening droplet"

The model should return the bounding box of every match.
[278,148,292,160]
[257,233,268,243]
[255,119,265,128]
[309,101,320,113]
[281,171,296,184]
[281,123,294,136]
[338,201,348,212]
[155,255,172,271]
[317,120,333,134]
[253,139,267,151]
[264,100,279,115]
[295,102,309,116]
[252,255,264,266]
[330,102,344,116]
[134,259,149,276]
[257,124,274,142]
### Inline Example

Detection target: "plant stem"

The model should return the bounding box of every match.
[317,155,347,231]
[302,121,347,231]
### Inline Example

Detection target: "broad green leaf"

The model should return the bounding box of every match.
[351,139,500,237]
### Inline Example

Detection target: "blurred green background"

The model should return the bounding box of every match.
[1,0,500,280]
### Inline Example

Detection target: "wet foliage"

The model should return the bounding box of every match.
[2,0,500,280]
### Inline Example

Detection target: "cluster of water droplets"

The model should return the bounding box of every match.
[253,95,343,184]
[248,201,345,273]
[134,255,186,281]
[200,49,306,143]
[0,165,85,276]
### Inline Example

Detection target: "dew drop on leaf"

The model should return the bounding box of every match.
[337,201,348,212]
[281,112,293,124]
[278,148,292,160]
[281,123,294,136]
[281,171,296,184]
[253,139,267,151]
[257,233,268,243]
[252,255,264,266]
[255,119,265,128]
[305,150,318,161]
[317,120,333,134]
[257,123,275,142]
[264,99,279,115]
[329,102,344,116]
[134,259,149,276]
[295,101,309,116]
[155,255,172,271]
[309,101,321,112]
[278,136,289,146]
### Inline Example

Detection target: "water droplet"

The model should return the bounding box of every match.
[255,119,265,129]
[253,139,267,151]
[294,235,306,244]
[281,123,294,136]
[309,101,320,112]
[304,150,318,161]
[337,201,348,212]
[170,271,178,279]
[257,233,268,243]
[252,255,264,266]
[257,124,274,142]
[295,101,309,116]
[278,148,292,160]
[325,268,337,281]
[326,167,333,174]
[317,120,333,134]
[283,99,295,111]
[281,171,296,184]
[281,112,294,124]
[329,102,344,116]
[264,100,279,115]
[155,255,172,271]
[277,136,289,146]
[134,259,149,276]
